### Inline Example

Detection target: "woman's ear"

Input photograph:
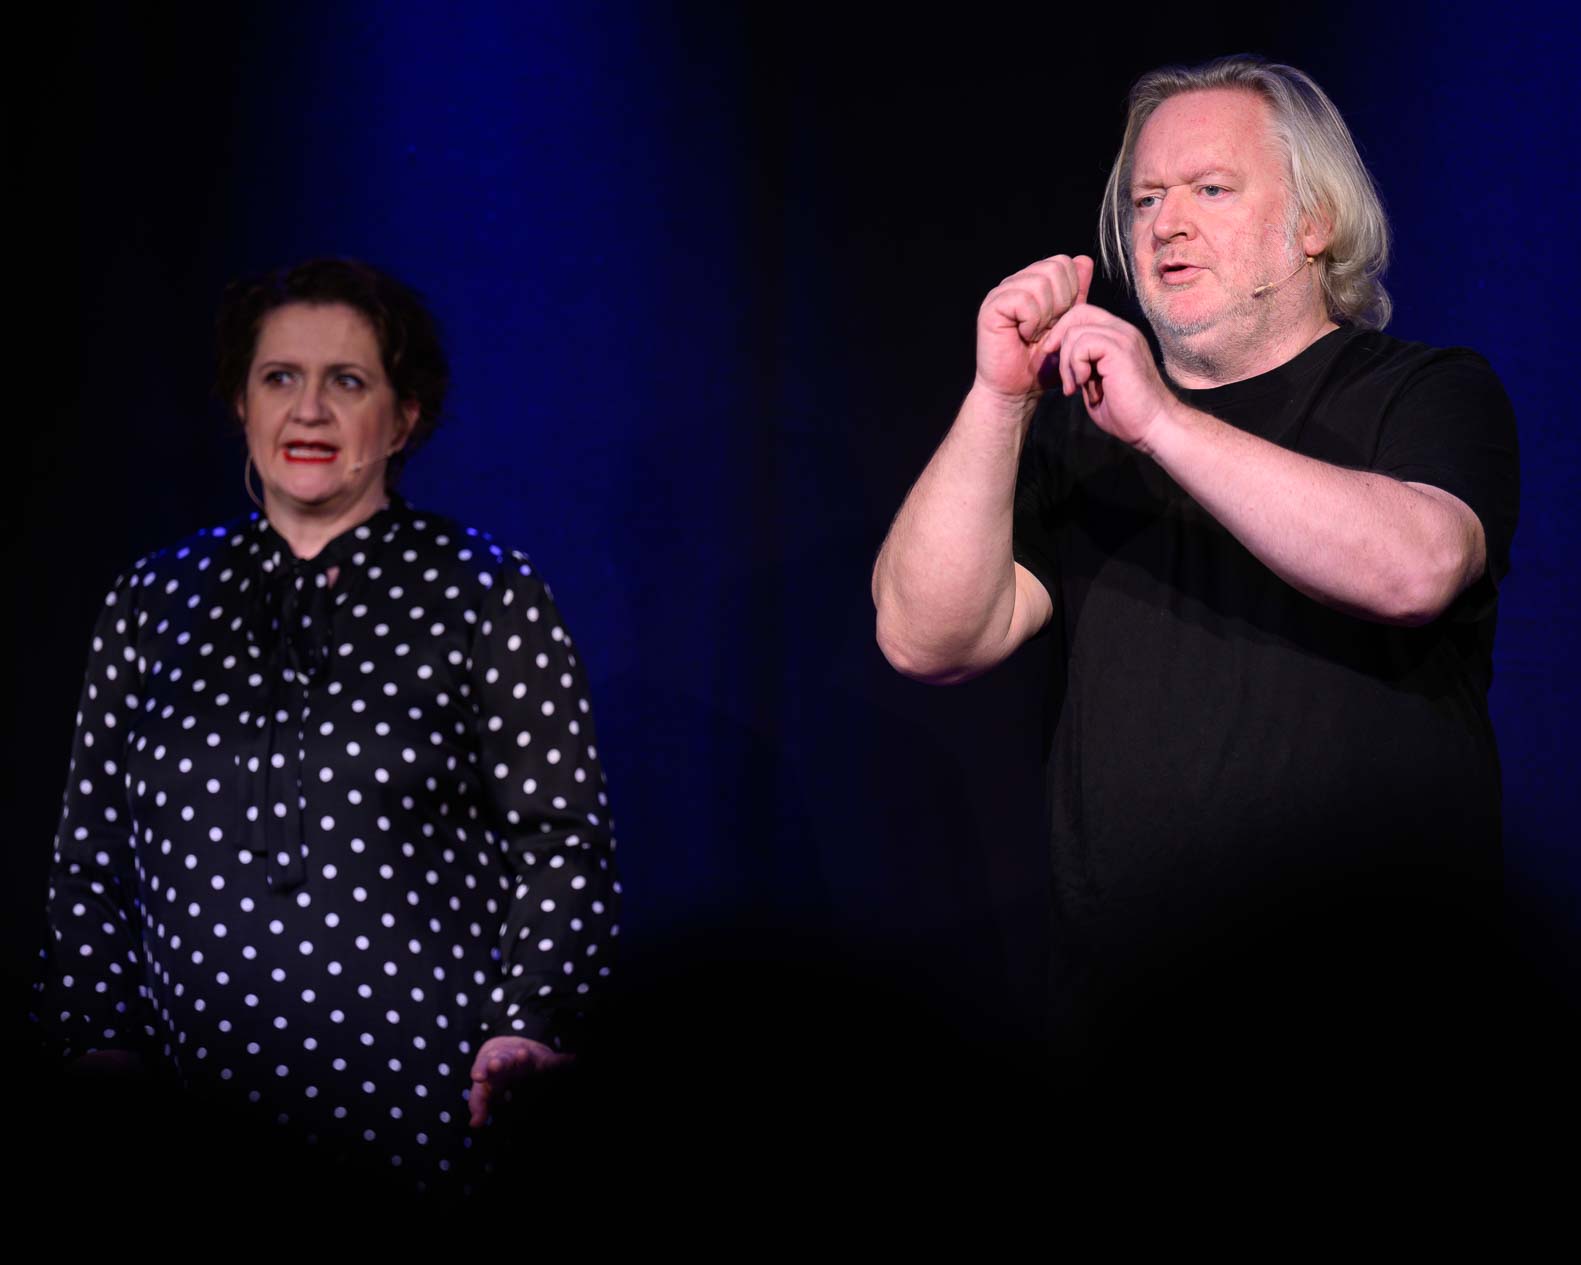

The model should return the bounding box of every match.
[392,400,420,453]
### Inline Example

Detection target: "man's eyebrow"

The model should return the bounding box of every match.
[1130,166,1239,191]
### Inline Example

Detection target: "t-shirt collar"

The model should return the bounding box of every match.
[1172,325,1355,407]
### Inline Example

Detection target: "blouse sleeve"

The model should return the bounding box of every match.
[468,551,619,1052]
[33,568,156,1062]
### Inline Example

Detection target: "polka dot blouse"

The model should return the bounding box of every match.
[34,495,619,1190]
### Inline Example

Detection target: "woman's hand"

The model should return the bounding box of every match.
[467,1035,574,1127]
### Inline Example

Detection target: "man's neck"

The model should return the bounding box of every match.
[1162,304,1339,390]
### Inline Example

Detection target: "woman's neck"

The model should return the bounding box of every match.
[264,489,390,561]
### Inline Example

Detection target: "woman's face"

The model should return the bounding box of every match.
[239,302,418,522]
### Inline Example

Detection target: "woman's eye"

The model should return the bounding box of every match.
[263,369,293,386]
[335,374,365,391]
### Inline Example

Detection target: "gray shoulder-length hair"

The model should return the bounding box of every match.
[1098,55,1392,330]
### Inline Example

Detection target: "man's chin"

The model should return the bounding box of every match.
[1145,307,1222,341]
[1138,289,1220,339]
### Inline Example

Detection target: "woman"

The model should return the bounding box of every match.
[35,259,619,1198]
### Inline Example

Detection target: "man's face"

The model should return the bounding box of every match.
[1128,88,1310,356]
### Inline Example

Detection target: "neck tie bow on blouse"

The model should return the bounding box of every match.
[234,508,392,893]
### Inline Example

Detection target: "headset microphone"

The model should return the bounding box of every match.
[346,449,397,475]
[1251,255,1315,298]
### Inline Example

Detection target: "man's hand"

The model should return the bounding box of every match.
[467,1035,573,1128]
[976,255,1094,402]
[1043,303,1178,451]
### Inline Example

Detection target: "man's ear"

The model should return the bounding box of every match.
[1301,203,1335,260]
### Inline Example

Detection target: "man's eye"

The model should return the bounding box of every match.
[1134,194,1158,210]
[1200,185,1225,197]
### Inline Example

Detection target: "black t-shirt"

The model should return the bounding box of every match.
[1012,325,1519,1053]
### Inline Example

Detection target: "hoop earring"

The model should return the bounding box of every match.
[244,454,266,513]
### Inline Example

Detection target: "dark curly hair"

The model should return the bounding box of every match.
[215,258,450,489]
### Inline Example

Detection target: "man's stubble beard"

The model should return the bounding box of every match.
[1131,217,1305,381]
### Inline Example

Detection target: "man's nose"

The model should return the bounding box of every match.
[1153,186,1196,241]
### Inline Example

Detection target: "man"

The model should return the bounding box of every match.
[872,57,1517,1062]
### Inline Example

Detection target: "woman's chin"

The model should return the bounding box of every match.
[264,475,356,515]
[257,454,390,523]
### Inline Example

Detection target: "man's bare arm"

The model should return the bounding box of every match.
[1146,408,1484,624]
[872,255,1090,682]
[872,388,1053,682]
[1048,303,1485,624]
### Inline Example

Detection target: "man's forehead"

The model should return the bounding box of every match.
[1131,88,1277,184]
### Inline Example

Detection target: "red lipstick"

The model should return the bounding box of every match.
[283,441,339,464]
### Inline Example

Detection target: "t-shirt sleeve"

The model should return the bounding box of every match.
[33,568,158,1063]
[1369,349,1520,620]
[468,553,619,1053]
[1011,396,1063,616]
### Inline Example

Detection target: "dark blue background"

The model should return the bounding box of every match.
[15,2,1576,1077]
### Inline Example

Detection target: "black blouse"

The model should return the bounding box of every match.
[35,495,619,1190]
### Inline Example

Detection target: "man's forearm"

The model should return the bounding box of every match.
[872,384,1042,681]
[1142,400,1485,625]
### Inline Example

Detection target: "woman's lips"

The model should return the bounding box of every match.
[283,443,339,463]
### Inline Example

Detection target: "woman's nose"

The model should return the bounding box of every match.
[292,380,330,422]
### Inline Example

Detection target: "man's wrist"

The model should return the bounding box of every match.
[966,378,1041,429]
[1137,397,1210,464]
